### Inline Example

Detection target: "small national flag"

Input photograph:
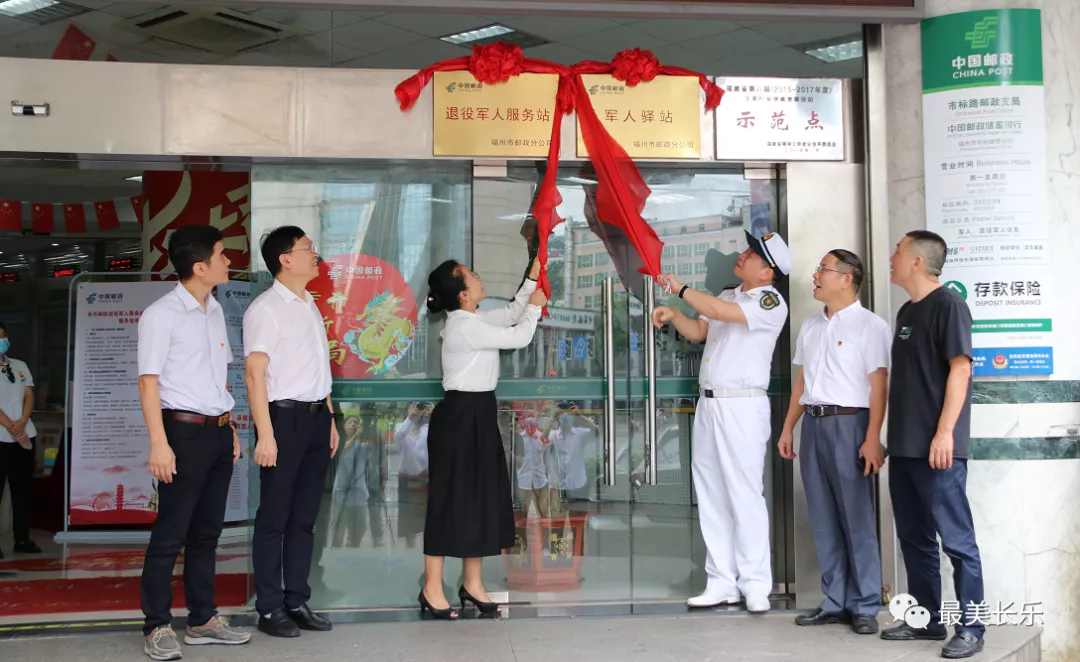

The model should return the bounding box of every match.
[130,196,145,224]
[64,204,87,233]
[31,203,55,234]
[0,200,20,231]
[95,201,120,230]
[53,25,95,61]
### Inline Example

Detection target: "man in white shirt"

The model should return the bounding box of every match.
[0,321,40,558]
[137,225,250,660]
[778,249,891,635]
[244,226,339,638]
[653,231,792,615]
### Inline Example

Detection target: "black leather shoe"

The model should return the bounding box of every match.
[14,540,41,554]
[288,603,332,631]
[852,614,879,634]
[942,632,985,659]
[794,608,850,626]
[258,606,301,638]
[881,622,948,641]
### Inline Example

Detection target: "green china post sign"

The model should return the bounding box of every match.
[922,9,1043,93]
[921,9,1054,377]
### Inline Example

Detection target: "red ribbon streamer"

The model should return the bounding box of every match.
[394,43,725,304]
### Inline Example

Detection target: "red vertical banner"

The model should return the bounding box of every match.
[94,201,120,230]
[63,204,87,233]
[52,25,95,61]
[31,204,55,234]
[143,172,251,279]
[0,200,20,231]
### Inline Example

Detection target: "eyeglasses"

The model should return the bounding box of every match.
[814,265,850,275]
[286,243,319,255]
[1,364,12,384]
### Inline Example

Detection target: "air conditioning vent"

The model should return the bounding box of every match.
[117,6,308,55]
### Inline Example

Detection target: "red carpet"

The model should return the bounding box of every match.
[0,573,251,616]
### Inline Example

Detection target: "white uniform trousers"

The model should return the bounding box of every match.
[692,395,772,598]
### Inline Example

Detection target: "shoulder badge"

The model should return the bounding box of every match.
[760,291,780,311]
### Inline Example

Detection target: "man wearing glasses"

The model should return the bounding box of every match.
[137,225,250,660]
[777,250,891,635]
[244,226,339,638]
[0,321,40,558]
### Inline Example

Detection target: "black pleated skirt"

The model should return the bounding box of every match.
[423,390,514,558]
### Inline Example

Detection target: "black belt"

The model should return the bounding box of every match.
[805,405,866,417]
[271,399,326,413]
[163,409,231,427]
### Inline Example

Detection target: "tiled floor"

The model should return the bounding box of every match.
[1,613,1042,662]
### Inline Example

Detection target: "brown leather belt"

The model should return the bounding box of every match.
[805,405,865,417]
[163,410,231,427]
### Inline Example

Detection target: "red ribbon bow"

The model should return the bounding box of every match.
[394,44,725,308]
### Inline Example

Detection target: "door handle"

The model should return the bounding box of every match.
[602,277,616,486]
[643,275,657,486]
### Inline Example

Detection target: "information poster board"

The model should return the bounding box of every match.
[69,281,253,525]
[921,9,1053,375]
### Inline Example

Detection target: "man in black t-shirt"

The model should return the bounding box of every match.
[883,230,985,659]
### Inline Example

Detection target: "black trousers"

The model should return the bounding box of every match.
[890,457,985,636]
[0,438,35,543]
[141,417,233,635]
[253,404,331,615]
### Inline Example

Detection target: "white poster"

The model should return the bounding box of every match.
[714,77,845,161]
[70,280,254,526]
[216,280,253,522]
[921,9,1053,376]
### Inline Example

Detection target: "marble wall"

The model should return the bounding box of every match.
[880,1,1080,658]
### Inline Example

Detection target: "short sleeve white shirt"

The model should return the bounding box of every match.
[699,285,788,392]
[243,279,332,403]
[137,283,234,416]
[793,301,892,408]
[441,279,542,392]
[0,357,36,443]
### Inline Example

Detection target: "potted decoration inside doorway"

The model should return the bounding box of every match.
[501,405,591,592]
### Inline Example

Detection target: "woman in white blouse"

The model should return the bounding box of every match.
[418,258,547,620]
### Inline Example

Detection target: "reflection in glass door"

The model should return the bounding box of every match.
[248,161,790,616]
[473,164,791,611]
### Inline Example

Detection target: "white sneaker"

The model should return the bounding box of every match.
[746,594,771,614]
[687,586,741,608]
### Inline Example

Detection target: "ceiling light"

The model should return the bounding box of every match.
[51,243,59,246]
[0,0,56,17]
[440,24,549,49]
[804,39,863,64]
[441,24,512,45]
[0,0,86,24]
[126,175,143,183]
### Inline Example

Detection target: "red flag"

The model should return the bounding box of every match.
[94,201,120,230]
[64,204,87,233]
[53,25,95,61]
[0,200,20,231]
[107,54,118,62]
[130,196,145,224]
[31,204,54,234]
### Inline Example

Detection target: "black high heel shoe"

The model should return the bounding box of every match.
[458,586,501,618]
[418,590,459,620]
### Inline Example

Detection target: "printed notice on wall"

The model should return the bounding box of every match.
[714,76,845,161]
[921,9,1053,376]
[216,280,253,522]
[70,281,253,526]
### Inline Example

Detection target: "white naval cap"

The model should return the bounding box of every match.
[744,230,792,276]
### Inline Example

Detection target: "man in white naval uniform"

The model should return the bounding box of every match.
[653,231,791,614]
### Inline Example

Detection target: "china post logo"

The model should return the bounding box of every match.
[965,16,999,50]
[85,293,98,305]
[945,280,968,300]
